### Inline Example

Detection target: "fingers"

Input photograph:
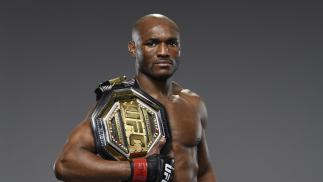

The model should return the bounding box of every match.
[159,136,166,146]
[147,136,166,156]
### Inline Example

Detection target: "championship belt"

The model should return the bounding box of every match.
[91,76,171,161]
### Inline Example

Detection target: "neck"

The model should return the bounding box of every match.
[135,72,173,99]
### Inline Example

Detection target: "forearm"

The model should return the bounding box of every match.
[55,148,131,182]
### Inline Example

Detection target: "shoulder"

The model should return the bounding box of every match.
[172,81,203,104]
[172,81,208,127]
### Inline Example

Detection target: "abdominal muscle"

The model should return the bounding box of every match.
[171,142,199,182]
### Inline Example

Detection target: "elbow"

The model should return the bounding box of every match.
[54,157,69,181]
[54,159,64,180]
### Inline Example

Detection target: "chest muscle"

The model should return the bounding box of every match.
[165,98,202,147]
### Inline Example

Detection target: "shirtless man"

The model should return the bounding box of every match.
[54,14,216,182]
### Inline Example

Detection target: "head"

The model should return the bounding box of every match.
[128,14,181,81]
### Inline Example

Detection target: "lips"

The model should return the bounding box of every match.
[155,59,173,65]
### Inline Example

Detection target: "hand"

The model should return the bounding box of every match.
[130,137,174,182]
[147,136,166,156]
[146,154,174,182]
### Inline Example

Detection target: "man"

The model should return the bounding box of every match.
[54,14,216,182]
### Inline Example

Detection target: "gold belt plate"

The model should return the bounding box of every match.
[91,87,168,161]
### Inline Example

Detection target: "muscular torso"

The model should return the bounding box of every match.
[158,86,203,182]
[55,80,214,182]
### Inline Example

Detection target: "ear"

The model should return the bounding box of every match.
[178,46,181,57]
[128,41,136,57]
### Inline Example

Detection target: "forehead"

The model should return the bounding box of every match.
[137,19,180,40]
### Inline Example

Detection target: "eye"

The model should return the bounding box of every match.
[145,39,159,47]
[167,40,179,47]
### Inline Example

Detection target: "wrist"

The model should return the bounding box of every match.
[130,158,147,182]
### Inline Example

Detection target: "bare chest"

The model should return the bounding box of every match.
[163,97,202,147]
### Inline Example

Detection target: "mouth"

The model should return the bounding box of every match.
[155,59,173,66]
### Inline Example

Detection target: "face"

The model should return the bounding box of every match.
[129,20,181,81]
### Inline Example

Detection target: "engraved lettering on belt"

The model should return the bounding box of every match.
[121,100,147,154]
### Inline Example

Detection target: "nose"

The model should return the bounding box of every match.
[157,43,169,58]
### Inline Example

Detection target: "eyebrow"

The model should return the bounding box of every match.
[145,37,179,42]
[146,38,160,42]
[166,38,179,42]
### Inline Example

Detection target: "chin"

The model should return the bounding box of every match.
[141,67,177,81]
[152,72,175,81]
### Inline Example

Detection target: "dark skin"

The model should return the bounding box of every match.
[54,14,216,182]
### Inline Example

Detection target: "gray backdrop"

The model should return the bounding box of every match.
[1,0,322,181]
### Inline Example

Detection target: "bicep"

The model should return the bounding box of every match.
[55,118,131,181]
[61,119,96,158]
[197,98,211,173]
[197,99,216,181]
[197,131,211,176]
[197,130,216,181]
[72,120,96,150]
